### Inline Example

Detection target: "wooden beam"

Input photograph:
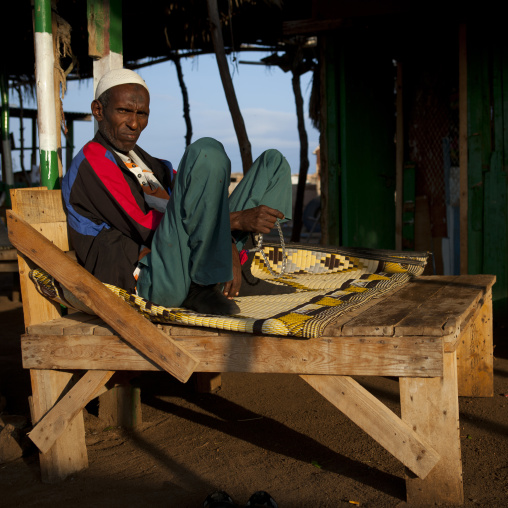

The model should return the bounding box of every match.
[207,0,252,173]
[29,370,114,454]
[30,369,88,483]
[7,210,199,383]
[400,352,464,505]
[99,383,141,428]
[456,290,494,396]
[301,375,440,479]
[21,332,443,377]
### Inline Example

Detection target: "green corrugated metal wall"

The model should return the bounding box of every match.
[323,30,396,249]
[468,25,508,315]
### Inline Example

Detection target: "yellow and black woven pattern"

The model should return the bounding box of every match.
[29,246,428,339]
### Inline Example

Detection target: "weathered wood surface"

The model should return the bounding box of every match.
[10,189,73,328]
[302,375,440,479]
[456,290,494,397]
[29,370,114,454]
[342,275,495,338]
[30,369,88,483]
[400,352,464,505]
[11,188,68,225]
[7,210,199,383]
[21,332,443,377]
[0,260,18,272]
[341,276,454,336]
[0,249,17,260]
[395,275,494,337]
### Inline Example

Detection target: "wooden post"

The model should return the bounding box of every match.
[29,370,114,454]
[206,0,252,173]
[302,374,440,480]
[88,0,123,131]
[456,289,494,397]
[459,23,468,276]
[400,353,464,505]
[99,384,142,428]
[30,370,88,483]
[11,187,86,482]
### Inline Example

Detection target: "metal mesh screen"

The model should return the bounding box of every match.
[405,56,459,238]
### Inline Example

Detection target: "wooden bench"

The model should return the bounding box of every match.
[7,188,495,505]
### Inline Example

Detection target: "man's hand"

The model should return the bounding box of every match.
[223,242,242,299]
[230,205,284,234]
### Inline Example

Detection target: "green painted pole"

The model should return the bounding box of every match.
[0,70,14,186]
[34,0,59,189]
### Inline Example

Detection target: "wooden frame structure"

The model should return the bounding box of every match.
[7,188,495,505]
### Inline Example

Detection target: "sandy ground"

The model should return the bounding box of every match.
[1,273,507,507]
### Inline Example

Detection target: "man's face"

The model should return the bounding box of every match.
[92,84,150,153]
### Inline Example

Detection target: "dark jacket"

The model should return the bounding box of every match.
[62,131,174,293]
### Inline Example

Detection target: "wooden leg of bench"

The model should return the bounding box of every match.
[99,384,142,429]
[30,369,88,483]
[400,352,464,505]
[456,290,494,397]
[194,373,222,393]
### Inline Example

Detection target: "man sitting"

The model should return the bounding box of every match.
[63,68,292,316]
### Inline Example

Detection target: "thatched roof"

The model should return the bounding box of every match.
[6,0,313,85]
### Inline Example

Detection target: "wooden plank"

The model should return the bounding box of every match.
[456,290,494,397]
[400,352,464,505]
[10,189,68,328]
[163,324,219,337]
[341,276,455,337]
[17,254,62,327]
[0,249,17,260]
[0,261,19,272]
[27,222,71,251]
[27,313,98,336]
[91,319,115,335]
[301,375,440,479]
[10,188,67,225]
[30,369,88,483]
[21,333,443,377]
[321,283,406,336]
[395,274,495,337]
[7,210,198,383]
[29,370,114,454]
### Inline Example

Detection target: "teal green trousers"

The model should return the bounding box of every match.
[136,137,292,308]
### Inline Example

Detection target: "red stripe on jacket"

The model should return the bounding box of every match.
[84,142,164,231]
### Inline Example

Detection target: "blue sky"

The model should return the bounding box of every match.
[8,52,319,177]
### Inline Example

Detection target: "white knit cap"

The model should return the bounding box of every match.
[95,68,149,99]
